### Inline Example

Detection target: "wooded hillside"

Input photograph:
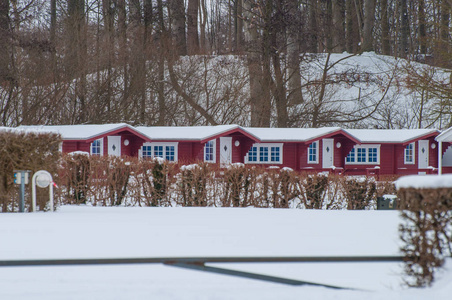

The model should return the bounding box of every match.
[1,0,452,128]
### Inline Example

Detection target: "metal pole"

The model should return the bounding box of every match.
[49,183,54,212]
[19,172,25,213]
[438,141,443,175]
[32,173,37,212]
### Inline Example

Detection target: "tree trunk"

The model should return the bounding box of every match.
[128,0,146,124]
[102,0,114,115]
[187,0,199,54]
[117,0,128,118]
[157,0,166,125]
[361,0,375,52]
[234,0,243,52]
[169,0,187,56]
[308,0,318,53]
[332,0,346,53]
[346,0,359,53]
[381,0,390,55]
[199,0,208,53]
[0,0,11,83]
[400,0,408,57]
[66,0,87,123]
[286,0,303,106]
[418,0,427,55]
[243,0,270,127]
[440,0,450,66]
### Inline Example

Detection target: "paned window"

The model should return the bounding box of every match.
[142,145,152,158]
[166,146,175,161]
[259,147,269,162]
[90,138,103,156]
[271,147,280,162]
[248,147,258,162]
[308,142,318,163]
[141,142,178,162]
[204,140,216,162]
[245,143,283,164]
[368,148,378,163]
[405,143,414,164]
[154,146,163,158]
[346,148,355,163]
[345,145,380,164]
[357,148,366,162]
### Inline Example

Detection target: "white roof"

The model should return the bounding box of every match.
[345,129,438,143]
[136,125,250,141]
[245,127,345,142]
[17,123,134,140]
[436,127,452,142]
[11,124,440,144]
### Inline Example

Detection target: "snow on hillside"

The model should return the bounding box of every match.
[0,206,450,299]
[299,52,450,129]
[3,52,450,129]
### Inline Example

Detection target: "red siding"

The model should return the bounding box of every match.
[62,141,79,153]
[178,142,193,163]
[59,128,447,176]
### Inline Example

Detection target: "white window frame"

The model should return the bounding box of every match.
[140,142,179,162]
[345,144,380,165]
[204,139,216,163]
[245,143,283,164]
[307,141,319,164]
[404,142,415,165]
[90,138,104,156]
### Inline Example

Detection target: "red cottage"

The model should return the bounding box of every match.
[19,123,152,157]
[17,124,446,176]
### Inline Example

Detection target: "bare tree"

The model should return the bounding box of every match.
[187,0,200,54]
[169,0,187,56]
[361,0,376,52]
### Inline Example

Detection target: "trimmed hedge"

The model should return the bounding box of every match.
[398,187,452,287]
[0,129,61,212]
[58,156,393,209]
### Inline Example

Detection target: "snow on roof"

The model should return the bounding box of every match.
[244,127,344,142]
[17,123,133,140]
[345,129,438,143]
[396,174,452,189]
[136,124,246,141]
[1,126,59,135]
[11,123,441,144]
[436,127,452,142]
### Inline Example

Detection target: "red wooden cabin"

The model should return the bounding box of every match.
[17,124,446,175]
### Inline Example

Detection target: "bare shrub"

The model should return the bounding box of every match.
[342,177,376,210]
[221,164,251,207]
[131,158,174,207]
[398,187,452,287]
[177,163,211,207]
[62,153,91,204]
[276,168,298,208]
[297,173,329,209]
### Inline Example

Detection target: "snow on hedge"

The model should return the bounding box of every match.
[396,174,452,190]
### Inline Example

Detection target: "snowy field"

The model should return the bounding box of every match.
[0,206,450,299]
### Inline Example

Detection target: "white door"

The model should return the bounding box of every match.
[219,137,232,167]
[418,140,429,169]
[108,136,121,156]
[322,139,334,168]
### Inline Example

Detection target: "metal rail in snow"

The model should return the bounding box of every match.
[0,256,405,290]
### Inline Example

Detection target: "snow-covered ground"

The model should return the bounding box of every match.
[0,206,450,299]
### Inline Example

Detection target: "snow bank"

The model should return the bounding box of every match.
[396,174,452,189]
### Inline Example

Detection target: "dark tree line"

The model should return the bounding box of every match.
[1,0,452,128]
